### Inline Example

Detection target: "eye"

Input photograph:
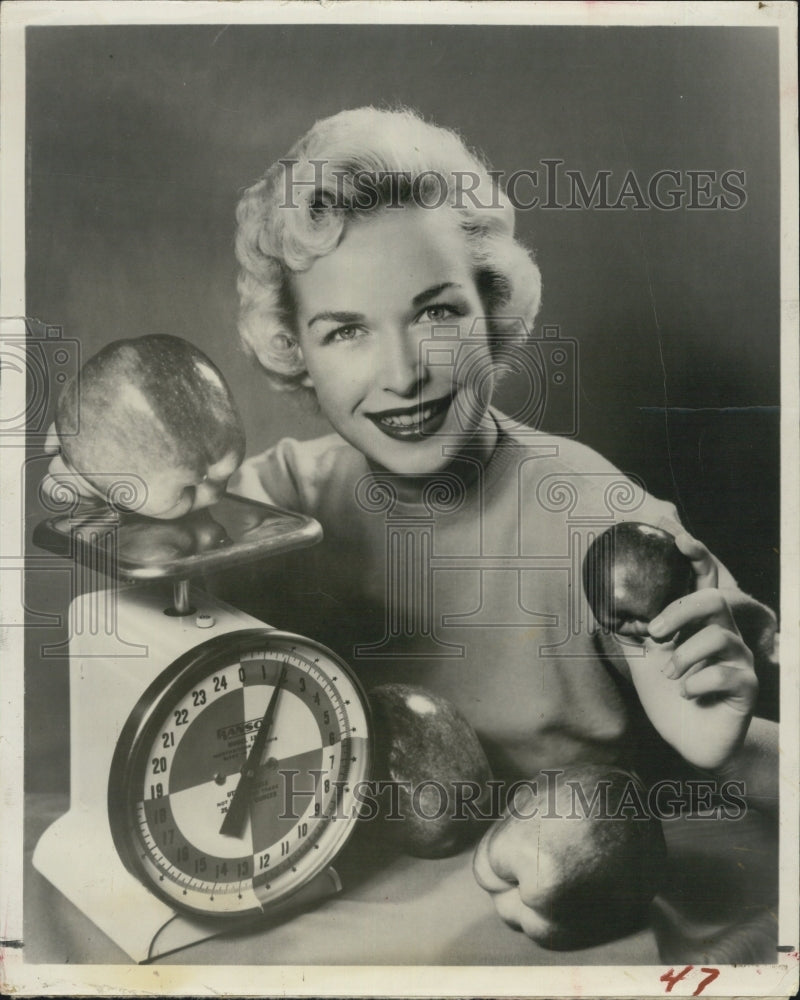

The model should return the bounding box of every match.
[324,324,364,344]
[418,304,460,323]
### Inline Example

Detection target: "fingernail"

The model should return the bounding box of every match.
[650,615,665,635]
[679,680,688,698]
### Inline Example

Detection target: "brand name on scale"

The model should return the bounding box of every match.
[216,718,265,741]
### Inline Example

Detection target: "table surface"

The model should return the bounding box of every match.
[23,792,779,968]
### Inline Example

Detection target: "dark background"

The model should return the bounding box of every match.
[25,25,780,791]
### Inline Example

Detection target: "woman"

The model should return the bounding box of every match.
[230,106,776,785]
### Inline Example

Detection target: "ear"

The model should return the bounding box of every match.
[292,343,315,390]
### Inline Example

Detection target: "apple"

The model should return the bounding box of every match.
[473,765,667,950]
[369,684,493,859]
[582,522,694,636]
[116,509,232,564]
[55,334,245,518]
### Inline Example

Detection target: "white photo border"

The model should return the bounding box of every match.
[1,1,797,997]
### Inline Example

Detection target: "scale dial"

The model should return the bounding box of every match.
[109,629,371,918]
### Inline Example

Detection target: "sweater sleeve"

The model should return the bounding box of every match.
[227,433,353,516]
[227,437,306,511]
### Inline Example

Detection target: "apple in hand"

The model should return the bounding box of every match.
[369,684,493,859]
[54,334,245,518]
[473,765,666,950]
[582,522,694,637]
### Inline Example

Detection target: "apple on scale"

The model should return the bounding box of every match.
[54,333,246,521]
[32,333,370,964]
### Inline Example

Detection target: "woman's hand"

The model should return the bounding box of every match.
[40,423,237,520]
[41,423,108,507]
[625,529,758,772]
[472,768,666,949]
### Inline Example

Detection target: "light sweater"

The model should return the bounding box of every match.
[230,412,778,781]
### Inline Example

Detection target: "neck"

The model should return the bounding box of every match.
[366,411,500,505]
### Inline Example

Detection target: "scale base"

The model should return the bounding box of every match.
[33,807,342,963]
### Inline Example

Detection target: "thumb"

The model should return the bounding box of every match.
[472,825,511,893]
[43,453,106,503]
[43,422,60,455]
[674,529,718,590]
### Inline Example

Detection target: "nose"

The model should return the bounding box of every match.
[378,328,428,397]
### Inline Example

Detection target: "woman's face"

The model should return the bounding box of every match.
[291,207,497,477]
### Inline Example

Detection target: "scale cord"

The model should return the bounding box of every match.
[146,912,182,963]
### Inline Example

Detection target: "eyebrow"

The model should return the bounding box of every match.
[412,282,462,307]
[307,309,365,328]
[306,282,463,328]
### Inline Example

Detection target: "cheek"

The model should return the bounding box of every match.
[305,354,365,416]
[455,341,496,404]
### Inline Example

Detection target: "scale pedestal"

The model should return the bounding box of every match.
[32,584,342,963]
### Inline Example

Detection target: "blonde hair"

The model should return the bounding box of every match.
[235,107,542,390]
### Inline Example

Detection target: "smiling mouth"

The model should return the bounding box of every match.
[367,393,454,441]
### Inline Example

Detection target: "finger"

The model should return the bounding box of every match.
[649,588,737,640]
[193,479,227,511]
[493,887,553,942]
[52,456,104,498]
[40,471,80,508]
[41,469,98,506]
[674,530,718,589]
[483,823,523,886]
[492,887,525,930]
[472,830,511,893]
[680,662,758,711]
[43,422,60,454]
[46,452,71,479]
[516,900,553,942]
[615,620,652,640]
[666,624,752,680]
[44,456,105,503]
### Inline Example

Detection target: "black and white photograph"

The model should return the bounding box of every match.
[1,1,797,996]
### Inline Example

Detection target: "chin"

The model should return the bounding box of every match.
[381,456,453,479]
[369,436,465,478]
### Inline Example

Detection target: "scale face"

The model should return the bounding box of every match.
[109,629,371,918]
[32,494,373,958]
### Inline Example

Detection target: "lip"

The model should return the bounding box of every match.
[366,392,454,442]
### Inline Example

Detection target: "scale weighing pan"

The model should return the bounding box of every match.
[32,492,323,582]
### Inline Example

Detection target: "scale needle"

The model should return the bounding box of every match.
[220,664,287,837]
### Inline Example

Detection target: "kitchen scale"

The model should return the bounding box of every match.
[31,494,372,963]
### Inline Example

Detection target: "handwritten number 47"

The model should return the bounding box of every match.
[661,966,720,997]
